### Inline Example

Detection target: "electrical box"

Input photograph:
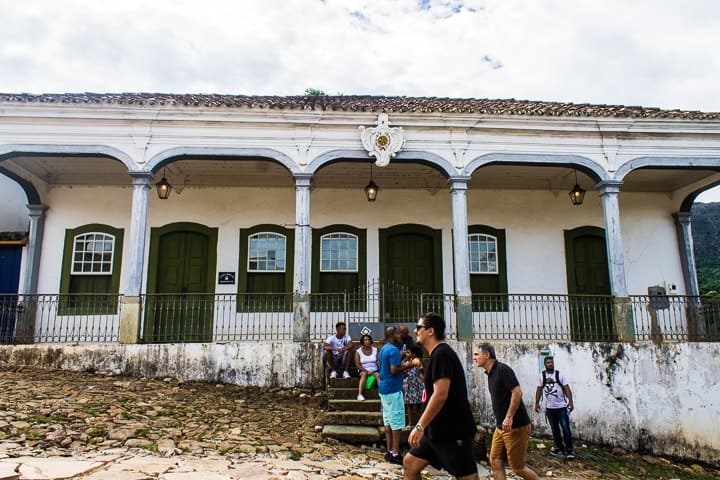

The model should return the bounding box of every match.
[648,285,670,310]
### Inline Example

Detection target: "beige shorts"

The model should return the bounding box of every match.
[489,423,531,471]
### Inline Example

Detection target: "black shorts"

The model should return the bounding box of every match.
[408,434,477,478]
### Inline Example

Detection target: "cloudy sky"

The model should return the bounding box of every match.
[1,0,719,201]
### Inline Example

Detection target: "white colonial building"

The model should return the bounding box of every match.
[1,93,719,462]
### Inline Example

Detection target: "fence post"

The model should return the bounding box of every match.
[119,295,141,344]
[456,295,473,341]
[293,292,310,342]
[613,296,635,342]
[686,297,706,341]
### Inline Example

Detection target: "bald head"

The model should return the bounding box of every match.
[384,326,397,342]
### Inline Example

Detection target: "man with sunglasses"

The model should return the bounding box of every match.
[403,313,479,480]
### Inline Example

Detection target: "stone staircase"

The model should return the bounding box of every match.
[320,374,489,461]
[321,375,385,443]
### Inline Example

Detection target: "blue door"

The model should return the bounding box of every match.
[0,245,22,343]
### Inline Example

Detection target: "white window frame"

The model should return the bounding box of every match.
[468,233,498,274]
[71,232,115,275]
[247,232,287,272]
[320,232,359,272]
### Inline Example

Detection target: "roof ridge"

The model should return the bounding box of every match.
[1,92,717,119]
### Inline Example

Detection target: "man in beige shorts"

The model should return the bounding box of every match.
[474,343,539,480]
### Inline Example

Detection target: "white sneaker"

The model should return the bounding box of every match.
[342,371,351,378]
[330,371,338,379]
[357,393,365,401]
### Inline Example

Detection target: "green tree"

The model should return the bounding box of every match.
[691,202,720,294]
[304,88,327,96]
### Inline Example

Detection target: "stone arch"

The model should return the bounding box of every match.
[0,144,135,170]
[614,156,720,183]
[464,153,609,182]
[680,179,720,212]
[146,147,300,175]
[306,149,456,178]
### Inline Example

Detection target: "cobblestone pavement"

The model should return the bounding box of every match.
[0,366,717,480]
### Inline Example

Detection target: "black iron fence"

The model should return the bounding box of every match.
[472,294,616,342]
[631,294,720,341]
[309,280,455,341]
[140,293,294,343]
[0,294,121,344]
[1,290,718,345]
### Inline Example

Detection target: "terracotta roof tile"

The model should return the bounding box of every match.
[1,92,718,119]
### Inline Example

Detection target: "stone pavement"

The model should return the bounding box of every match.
[0,448,500,479]
[1,366,710,480]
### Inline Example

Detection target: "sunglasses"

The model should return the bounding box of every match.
[415,324,430,331]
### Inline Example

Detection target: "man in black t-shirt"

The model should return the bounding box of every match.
[473,343,539,480]
[403,313,479,480]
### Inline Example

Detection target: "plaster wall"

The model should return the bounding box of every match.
[620,192,687,294]
[0,342,324,389]
[460,341,720,465]
[0,341,718,465]
[35,185,686,297]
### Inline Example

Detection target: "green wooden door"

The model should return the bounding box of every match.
[565,228,614,341]
[153,231,212,342]
[384,233,437,322]
[389,234,434,290]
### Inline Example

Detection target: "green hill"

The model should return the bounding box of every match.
[691,202,720,294]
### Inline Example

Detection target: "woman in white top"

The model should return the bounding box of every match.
[354,334,379,401]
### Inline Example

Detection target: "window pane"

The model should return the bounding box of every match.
[320,233,358,272]
[468,233,498,274]
[71,232,115,276]
[248,232,286,272]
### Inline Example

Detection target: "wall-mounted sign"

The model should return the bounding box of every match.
[218,272,236,285]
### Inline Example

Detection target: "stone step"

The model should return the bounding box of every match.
[321,425,383,444]
[327,377,361,388]
[328,387,380,400]
[328,398,381,412]
[323,410,383,426]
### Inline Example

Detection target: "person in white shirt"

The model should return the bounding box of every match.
[354,333,379,400]
[534,356,575,459]
[324,321,354,379]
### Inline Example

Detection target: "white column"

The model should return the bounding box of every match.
[119,173,152,344]
[449,176,472,341]
[124,173,153,296]
[20,204,48,295]
[596,181,628,297]
[293,174,312,294]
[292,173,312,343]
[449,177,471,297]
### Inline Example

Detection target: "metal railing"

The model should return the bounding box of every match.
[140,293,294,343]
[2,291,718,345]
[472,294,615,342]
[309,280,456,341]
[631,295,720,341]
[0,293,121,344]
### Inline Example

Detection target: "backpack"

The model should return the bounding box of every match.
[541,370,566,400]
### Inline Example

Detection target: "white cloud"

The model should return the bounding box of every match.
[1,0,719,200]
[0,0,718,111]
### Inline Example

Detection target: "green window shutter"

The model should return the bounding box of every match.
[59,224,123,315]
[311,225,366,312]
[238,225,294,312]
[469,225,508,312]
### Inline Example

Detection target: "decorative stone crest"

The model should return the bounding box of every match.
[359,113,404,167]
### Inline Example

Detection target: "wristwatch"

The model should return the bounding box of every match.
[414,423,424,432]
